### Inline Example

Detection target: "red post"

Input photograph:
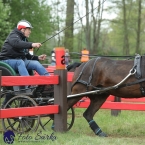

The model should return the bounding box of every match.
[54,47,67,132]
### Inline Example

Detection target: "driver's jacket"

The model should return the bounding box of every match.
[0,28,38,60]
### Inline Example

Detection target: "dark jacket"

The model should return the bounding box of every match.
[0,28,38,60]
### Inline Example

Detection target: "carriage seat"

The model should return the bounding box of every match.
[0,61,16,76]
[0,61,34,76]
[0,61,34,94]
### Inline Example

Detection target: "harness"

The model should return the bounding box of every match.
[71,54,145,96]
[125,54,145,95]
[72,57,101,91]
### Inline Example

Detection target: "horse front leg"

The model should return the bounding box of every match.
[83,94,108,137]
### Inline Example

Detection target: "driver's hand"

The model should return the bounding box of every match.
[32,43,42,48]
[38,54,47,60]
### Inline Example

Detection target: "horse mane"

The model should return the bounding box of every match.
[67,62,82,72]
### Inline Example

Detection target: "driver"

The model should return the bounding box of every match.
[0,20,53,106]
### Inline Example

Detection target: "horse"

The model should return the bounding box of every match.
[67,55,145,137]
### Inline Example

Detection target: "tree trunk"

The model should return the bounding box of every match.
[85,0,91,51]
[135,0,142,54]
[122,0,129,55]
[92,0,103,53]
[64,0,75,51]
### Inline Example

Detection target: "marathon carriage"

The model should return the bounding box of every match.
[0,61,75,133]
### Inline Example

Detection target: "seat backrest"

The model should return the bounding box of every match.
[0,61,17,91]
[0,61,16,76]
[0,61,34,76]
[0,61,34,93]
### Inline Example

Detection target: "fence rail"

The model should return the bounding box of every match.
[74,96,145,111]
[1,66,145,127]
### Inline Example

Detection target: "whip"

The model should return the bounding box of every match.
[41,0,106,44]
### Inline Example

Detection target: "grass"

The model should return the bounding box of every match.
[1,108,145,145]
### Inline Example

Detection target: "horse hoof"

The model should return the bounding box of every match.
[98,132,108,137]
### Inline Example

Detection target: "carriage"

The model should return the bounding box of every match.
[0,61,75,133]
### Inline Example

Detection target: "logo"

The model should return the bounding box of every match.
[3,130,15,144]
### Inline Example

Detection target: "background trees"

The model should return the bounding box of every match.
[0,0,12,48]
[0,0,145,61]
[106,0,145,55]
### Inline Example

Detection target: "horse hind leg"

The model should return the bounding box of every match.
[83,94,108,137]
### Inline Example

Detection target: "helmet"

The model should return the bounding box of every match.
[17,20,33,30]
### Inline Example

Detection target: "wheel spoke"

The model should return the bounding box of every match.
[41,118,52,128]
[2,95,40,133]
[40,107,75,131]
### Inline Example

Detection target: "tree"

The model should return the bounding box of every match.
[91,0,104,53]
[75,0,105,53]
[122,0,129,55]
[136,0,142,53]
[0,0,12,48]
[64,0,75,51]
[48,0,66,47]
[107,0,145,55]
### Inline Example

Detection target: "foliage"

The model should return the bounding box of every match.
[72,0,145,57]
[1,0,145,59]
[0,0,12,48]
[107,0,145,55]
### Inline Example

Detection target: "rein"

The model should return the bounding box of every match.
[70,52,135,59]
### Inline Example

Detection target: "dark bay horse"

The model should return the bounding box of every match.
[67,56,145,137]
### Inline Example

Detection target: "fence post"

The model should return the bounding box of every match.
[111,96,121,116]
[54,47,67,132]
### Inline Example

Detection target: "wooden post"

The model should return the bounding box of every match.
[54,47,67,132]
[111,96,121,116]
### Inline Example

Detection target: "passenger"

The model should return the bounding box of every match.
[0,20,53,106]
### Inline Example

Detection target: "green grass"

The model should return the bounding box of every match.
[1,109,145,145]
